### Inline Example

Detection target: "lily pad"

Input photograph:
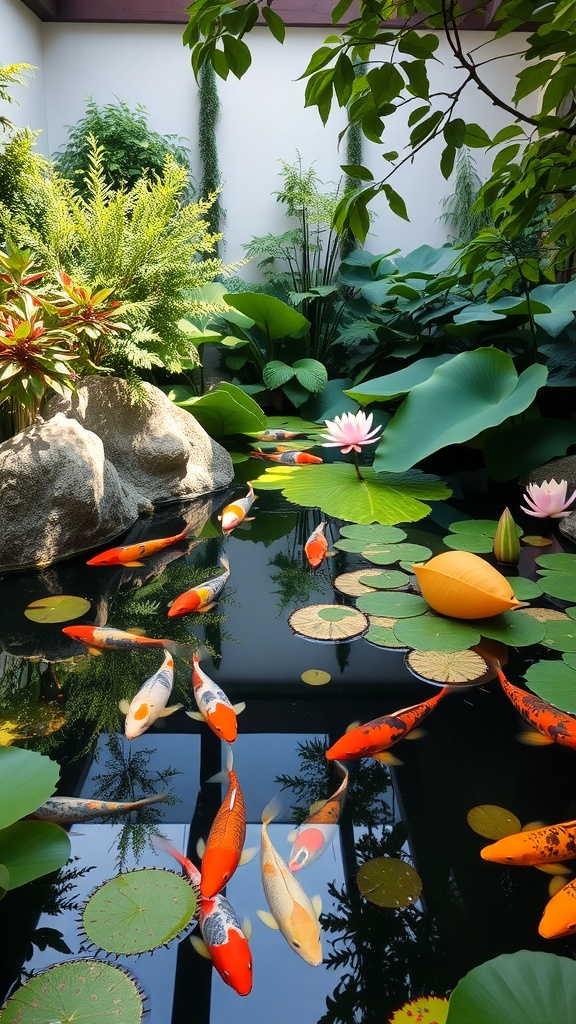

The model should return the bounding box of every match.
[365,616,408,649]
[0,960,144,1024]
[469,611,546,647]
[253,463,451,525]
[82,868,198,954]
[523,535,553,546]
[524,660,576,714]
[394,615,481,652]
[446,950,576,1024]
[301,669,331,686]
[444,518,523,555]
[357,856,422,908]
[0,747,60,830]
[333,570,380,596]
[406,649,489,684]
[536,553,576,572]
[335,524,408,549]
[288,604,369,642]
[542,619,576,652]
[467,804,521,840]
[356,591,429,618]
[390,996,449,1024]
[0,820,71,888]
[24,594,91,624]
[522,606,569,623]
[362,543,432,566]
[359,569,409,590]
[506,576,542,601]
[537,572,576,602]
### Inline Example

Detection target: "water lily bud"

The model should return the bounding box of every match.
[493,507,521,564]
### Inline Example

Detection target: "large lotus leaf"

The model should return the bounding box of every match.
[483,417,576,480]
[393,614,481,652]
[252,463,451,525]
[470,611,545,647]
[0,821,71,888]
[372,349,548,474]
[524,659,576,714]
[0,747,59,830]
[0,959,144,1024]
[25,594,91,624]
[446,950,576,1024]
[344,354,453,405]
[165,381,266,435]
[300,377,359,422]
[530,279,576,336]
[223,292,310,338]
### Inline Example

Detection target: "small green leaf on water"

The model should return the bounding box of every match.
[522,535,553,546]
[357,856,422,908]
[524,659,576,714]
[359,569,409,590]
[301,669,331,686]
[467,804,521,840]
[356,591,429,618]
[541,619,576,652]
[24,594,91,624]
[507,576,542,601]
[337,524,408,547]
[537,571,576,602]
[362,542,432,566]
[318,607,357,621]
[394,615,481,653]
[0,959,144,1024]
[365,617,408,649]
[333,570,380,596]
[469,611,545,647]
[536,553,576,572]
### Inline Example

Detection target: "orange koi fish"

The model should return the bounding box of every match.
[250,446,323,465]
[158,840,253,996]
[304,521,334,569]
[325,687,450,761]
[61,624,188,658]
[86,524,192,566]
[31,791,168,823]
[495,664,576,751]
[218,484,256,533]
[167,557,230,618]
[187,650,245,743]
[288,762,349,872]
[120,651,183,739]
[200,745,246,898]
[481,818,576,867]
[253,429,303,441]
[539,877,576,938]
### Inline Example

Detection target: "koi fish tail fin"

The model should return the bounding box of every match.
[262,796,282,827]
[250,449,265,460]
[333,760,349,781]
[220,555,230,573]
[192,644,212,667]
[163,640,196,660]
[225,742,234,773]
[136,791,170,808]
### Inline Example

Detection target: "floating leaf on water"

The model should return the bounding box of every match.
[448,519,500,536]
[566,606,576,621]
[356,591,429,618]
[467,804,521,840]
[358,569,409,590]
[537,572,576,602]
[362,542,432,566]
[24,594,91,624]
[523,535,553,547]
[365,616,408,650]
[301,669,331,686]
[406,649,489,685]
[521,607,569,623]
[0,959,144,1024]
[336,524,408,548]
[357,856,422,908]
[82,868,198,955]
[394,615,481,653]
[389,995,449,1024]
[524,660,576,715]
[445,518,521,555]
[333,570,380,596]
[288,604,369,642]
[470,611,545,647]
[536,553,576,572]
[506,576,542,601]
[541,619,576,652]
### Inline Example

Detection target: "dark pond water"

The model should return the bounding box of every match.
[1,467,576,1024]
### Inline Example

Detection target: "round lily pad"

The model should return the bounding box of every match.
[521,606,569,623]
[24,594,91,624]
[357,856,422,908]
[0,960,143,1024]
[536,553,576,572]
[537,572,576,602]
[507,576,542,601]
[333,570,380,596]
[82,868,198,955]
[359,569,409,590]
[542,619,576,652]
[394,614,481,653]
[362,542,432,566]
[524,660,576,715]
[469,611,546,647]
[289,604,369,642]
[365,616,408,650]
[406,649,489,685]
[449,519,500,536]
[356,591,429,618]
[301,669,331,686]
[566,606,576,621]
[467,804,521,840]
[335,524,407,552]
[389,996,449,1024]
[445,518,522,554]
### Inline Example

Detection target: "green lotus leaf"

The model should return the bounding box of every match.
[252,415,321,433]
[252,463,451,525]
[446,950,576,1024]
[317,607,358,621]
[0,821,71,888]
[542,619,576,652]
[393,615,481,652]
[83,868,198,955]
[470,611,546,646]
[344,354,453,404]
[165,381,266,435]
[448,519,501,535]
[524,659,576,714]
[566,606,576,621]
[223,291,310,338]
[362,542,432,566]
[506,576,543,601]
[0,959,144,1024]
[372,349,547,474]
[536,553,576,572]
[537,572,576,601]
[356,591,429,618]
[0,747,60,830]
[359,570,409,590]
[444,516,522,553]
[357,856,422,908]
[335,524,408,550]
[365,622,408,649]
[24,594,91,624]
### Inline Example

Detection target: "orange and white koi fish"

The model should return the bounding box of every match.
[86,524,192,566]
[200,745,247,899]
[539,877,576,938]
[325,687,450,761]
[250,446,323,465]
[31,791,168,823]
[304,521,334,569]
[187,650,245,743]
[288,762,349,872]
[159,840,253,996]
[120,651,182,739]
[253,429,303,441]
[481,818,576,867]
[61,624,188,659]
[495,663,576,751]
[167,557,230,618]
[218,484,256,533]
[258,798,323,966]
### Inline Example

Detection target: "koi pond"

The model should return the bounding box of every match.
[1,463,576,1024]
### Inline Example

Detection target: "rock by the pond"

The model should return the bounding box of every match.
[526,455,576,544]
[0,377,234,571]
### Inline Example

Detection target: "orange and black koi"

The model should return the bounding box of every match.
[200,745,246,898]
[325,687,450,761]
[495,664,576,751]
[253,429,303,441]
[61,624,188,658]
[250,446,323,465]
[87,524,192,566]
[481,818,576,867]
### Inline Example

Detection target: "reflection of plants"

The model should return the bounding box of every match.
[269,552,317,615]
[0,656,65,751]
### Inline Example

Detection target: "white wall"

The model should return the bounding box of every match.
[5,12,536,276]
[0,0,47,139]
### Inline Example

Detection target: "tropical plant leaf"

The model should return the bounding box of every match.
[467,804,521,840]
[292,357,328,393]
[356,591,429,618]
[344,354,454,404]
[357,856,422,907]
[0,960,144,1024]
[0,821,71,888]
[24,595,91,623]
[0,747,60,830]
[524,659,576,714]
[252,463,451,525]
[165,380,266,435]
[394,615,481,652]
[223,291,310,338]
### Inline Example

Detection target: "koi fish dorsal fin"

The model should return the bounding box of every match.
[159,703,184,718]
[190,935,212,960]
[312,895,322,920]
[256,909,280,930]
[262,796,281,826]
[233,701,246,715]
[186,710,205,722]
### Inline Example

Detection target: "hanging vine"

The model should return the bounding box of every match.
[198,61,223,248]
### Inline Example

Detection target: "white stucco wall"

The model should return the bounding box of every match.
[3,6,536,277]
[0,0,47,138]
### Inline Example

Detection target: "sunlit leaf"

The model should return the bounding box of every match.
[356,591,429,618]
[166,380,266,435]
[357,856,422,907]
[0,821,71,888]
[394,615,481,652]
[0,960,144,1024]
[0,747,60,830]
[446,950,576,1024]
[301,669,331,686]
[288,604,369,641]
[406,648,489,684]
[521,607,570,623]
[359,569,409,589]
[468,804,521,840]
[390,995,449,1024]
[24,594,91,624]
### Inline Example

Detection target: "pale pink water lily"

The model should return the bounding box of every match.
[321,410,382,455]
[520,479,576,519]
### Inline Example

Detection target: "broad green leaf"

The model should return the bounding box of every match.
[300,377,359,422]
[393,615,481,652]
[263,360,295,390]
[292,358,328,394]
[366,622,408,648]
[0,959,144,1024]
[361,542,432,565]
[359,569,409,589]
[537,572,576,602]
[0,821,70,888]
[471,611,545,647]
[165,381,266,435]
[0,747,60,830]
[446,951,576,1024]
[508,576,542,600]
[542,619,576,652]
[24,595,91,624]
[344,355,455,404]
[252,463,451,525]
[356,591,429,617]
[524,659,576,714]
[223,292,310,339]
[536,553,576,572]
[336,524,408,548]
[373,350,548,474]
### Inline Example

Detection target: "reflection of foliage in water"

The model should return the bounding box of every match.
[0,656,65,752]
[91,734,180,871]
[269,552,318,615]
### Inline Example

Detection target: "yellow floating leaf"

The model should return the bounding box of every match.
[289,604,369,642]
[357,856,422,908]
[406,648,489,685]
[301,669,331,686]
[522,821,546,832]
[522,536,553,547]
[24,595,91,624]
[521,607,569,623]
[389,995,449,1024]
[467,804,521,840]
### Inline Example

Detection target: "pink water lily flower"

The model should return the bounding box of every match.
[520,479,576,519]
[321,410,382,455]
